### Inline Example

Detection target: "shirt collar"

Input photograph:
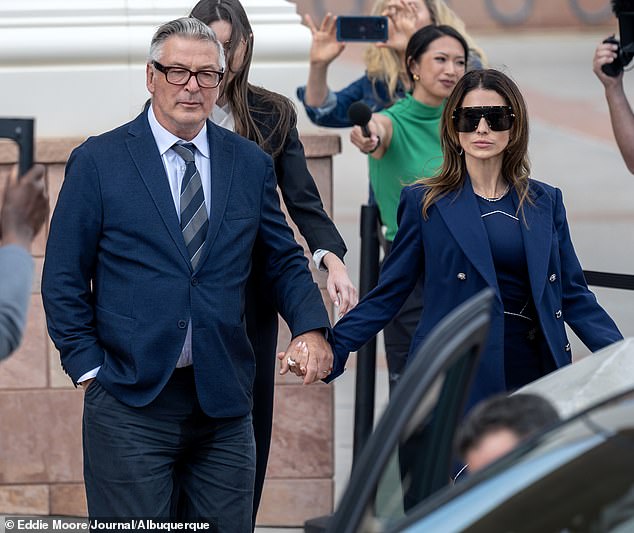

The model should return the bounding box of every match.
[147,104,210,159]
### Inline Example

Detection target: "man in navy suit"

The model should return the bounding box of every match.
[42,18,332,529]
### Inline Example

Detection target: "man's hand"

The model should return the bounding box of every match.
[593,39,623,88]
[1,164,49,251]
[80,378,95,390]
[278,330,333,384]
[322,253,358,316]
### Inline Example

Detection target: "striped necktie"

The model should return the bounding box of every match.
[172,143,208,270]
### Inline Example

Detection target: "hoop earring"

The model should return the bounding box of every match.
[457,146,464,156]
[412,73,420,81]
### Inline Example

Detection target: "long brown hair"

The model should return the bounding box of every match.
[421,69,532,219]
[190,0,294,158]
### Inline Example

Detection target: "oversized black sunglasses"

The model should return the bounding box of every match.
[452,106,515,132]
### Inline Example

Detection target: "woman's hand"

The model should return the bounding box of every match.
[350,116,390,158]
[379,0,426,53]
[304,13,346,107]
[306,13,345,67]
[322,253,358,317]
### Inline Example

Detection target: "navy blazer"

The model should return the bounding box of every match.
[42,111,330,418]
[329,179,622,409]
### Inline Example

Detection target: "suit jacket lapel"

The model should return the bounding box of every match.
[126,113,191,267]
[436,179,500,298]
[192,121,234,269]
[513,183,551,305]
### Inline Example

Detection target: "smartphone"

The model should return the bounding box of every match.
[336,16,388,42]
[0,118,34,176]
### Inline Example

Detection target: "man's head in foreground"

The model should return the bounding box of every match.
[456,393,561,473]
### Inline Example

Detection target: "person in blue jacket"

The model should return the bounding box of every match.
[283,69,623,411]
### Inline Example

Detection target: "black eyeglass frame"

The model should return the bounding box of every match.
[452,105,515,132]
[152,61,224,89]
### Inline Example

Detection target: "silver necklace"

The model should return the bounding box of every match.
[474,183,510,202]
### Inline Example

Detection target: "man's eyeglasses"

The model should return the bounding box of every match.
[152,61,224,89]
[452,106,515,132]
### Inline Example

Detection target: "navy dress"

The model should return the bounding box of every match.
[476,191,556,390]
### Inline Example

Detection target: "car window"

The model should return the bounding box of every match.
[329,290,495,533]
[463,404,634,533]
[400,394,634,533]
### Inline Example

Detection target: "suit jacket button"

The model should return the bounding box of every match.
[191,277,199,286]
[177,320,187,329]
[549,274,557,282]
[555,309,562,319]
[564,343,571,352]
[457,272,467,281]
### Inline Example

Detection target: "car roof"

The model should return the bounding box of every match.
[516,337,634,418]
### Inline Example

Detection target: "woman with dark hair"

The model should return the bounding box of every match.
[286,69,623,413]
[350,24,468,392]
[189,0,357,524]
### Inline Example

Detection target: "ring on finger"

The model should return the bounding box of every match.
[287,357,297,368]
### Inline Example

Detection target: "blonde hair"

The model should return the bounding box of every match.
[363,0,487,104]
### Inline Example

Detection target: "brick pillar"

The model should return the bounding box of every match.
[0,134,341,526]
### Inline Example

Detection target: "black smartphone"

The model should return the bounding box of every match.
[0,118,34,176]
[336,16,388,42]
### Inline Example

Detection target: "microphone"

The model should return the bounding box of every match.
[348,101,373,138]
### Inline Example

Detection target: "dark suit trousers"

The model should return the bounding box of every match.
[82,368,256,532]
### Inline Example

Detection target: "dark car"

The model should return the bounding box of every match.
[328,290,634,533]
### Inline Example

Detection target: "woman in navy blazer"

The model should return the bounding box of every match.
[321,69,623,410]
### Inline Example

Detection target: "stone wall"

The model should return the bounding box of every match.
[0,134,340,527]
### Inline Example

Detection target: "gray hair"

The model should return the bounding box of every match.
[148,17,225,71]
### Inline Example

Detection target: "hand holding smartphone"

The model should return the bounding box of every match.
[336,16,388,42]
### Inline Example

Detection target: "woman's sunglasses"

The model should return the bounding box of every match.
[452,106,515,132]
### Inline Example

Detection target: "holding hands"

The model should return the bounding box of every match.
[278,329,333,384]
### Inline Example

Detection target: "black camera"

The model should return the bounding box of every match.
[602,0,634,77]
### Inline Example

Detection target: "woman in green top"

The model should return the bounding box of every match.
[350,24,468,392]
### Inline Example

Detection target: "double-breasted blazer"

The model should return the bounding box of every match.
[328,178,622,409]
[42,110,330,418]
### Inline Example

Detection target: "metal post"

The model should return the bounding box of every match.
[352,203,381,466]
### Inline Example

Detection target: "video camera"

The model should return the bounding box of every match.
[603,0,634,76]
